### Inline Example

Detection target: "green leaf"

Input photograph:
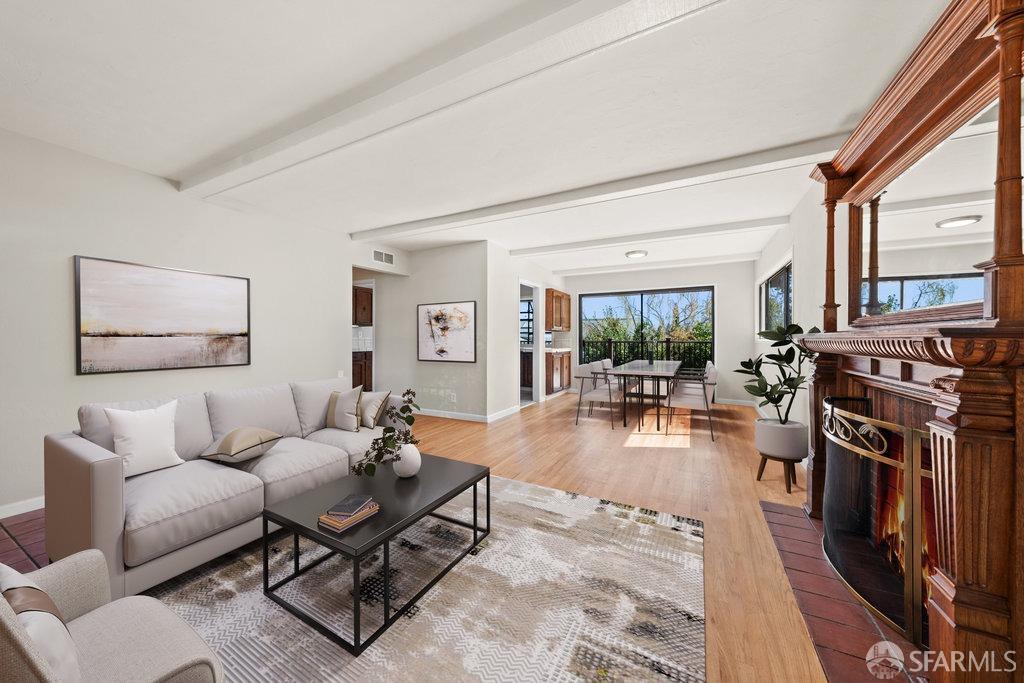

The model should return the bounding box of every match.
[364,463,376,477]
[404,415,414,425]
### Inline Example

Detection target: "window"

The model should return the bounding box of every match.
[519,299,533,344]
[861,273,983,314]
[578,286,714,366]
[761,263,792,330]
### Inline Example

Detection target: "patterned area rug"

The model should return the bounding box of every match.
[147,476,705,682]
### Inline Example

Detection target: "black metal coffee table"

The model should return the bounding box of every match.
[261,453,489,655]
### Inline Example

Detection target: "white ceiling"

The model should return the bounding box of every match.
[0,0,951,276]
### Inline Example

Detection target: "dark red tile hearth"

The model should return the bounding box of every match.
[768,521,822,544]
[815,646,884,683]
[6,516,45,535]
[0,547,30,566]
[1,508,44,526]
[774,536,826,559]
[805,614,884,660]
[793,589,877,632]
[759,501,805,517]
[764,510,815,529]
[779,550,833,576]
[786,568,860,603]
[1,507,47,569]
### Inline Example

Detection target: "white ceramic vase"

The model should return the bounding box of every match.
[392,443,422,478]
[754,419,808,460]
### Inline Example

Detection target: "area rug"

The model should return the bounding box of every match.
[147,476,705,682]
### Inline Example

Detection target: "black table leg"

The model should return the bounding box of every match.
[262,516,269,591]
[352,556,361,650]
[383,540,390,621]
[293,532,300,574]
[656,377,661,431]
[473,481,479,545]
[486,474,491,532]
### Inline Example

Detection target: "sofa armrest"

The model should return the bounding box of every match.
[26,549,111,621]
[377,394,411,431]
[44,432,126,598]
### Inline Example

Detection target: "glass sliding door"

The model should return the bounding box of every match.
[579,287,713,367]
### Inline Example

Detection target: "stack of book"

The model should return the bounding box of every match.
[318,493,379,533]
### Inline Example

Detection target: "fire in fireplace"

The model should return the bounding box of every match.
[821,397,936,646]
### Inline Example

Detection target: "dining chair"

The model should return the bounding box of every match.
[661,361,717,440]
[574,359,623,428]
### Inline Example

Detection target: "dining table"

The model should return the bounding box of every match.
[605,359,682,432]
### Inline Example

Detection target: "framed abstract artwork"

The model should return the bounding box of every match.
[75,256,250,374]
[417,300,476,363]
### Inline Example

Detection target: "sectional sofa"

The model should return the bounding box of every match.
[44,378,401,598]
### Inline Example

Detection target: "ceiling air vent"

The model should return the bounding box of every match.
[372,250,395,266]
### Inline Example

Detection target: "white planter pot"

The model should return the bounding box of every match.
[754,419,808,460]
[392,444,422,478]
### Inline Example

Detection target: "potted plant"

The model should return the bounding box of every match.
[351,389,421,477]
[735,324,819,460]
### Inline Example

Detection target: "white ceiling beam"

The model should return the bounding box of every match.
[875,234,992,252]
[179,0,721,197]
[554,252,761,277]
[509,216,787,257]
[877,190,993,216]
[350,133,845,243]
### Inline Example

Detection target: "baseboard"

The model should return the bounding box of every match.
[0,495,44,520]
[715,398,756,407]
[417,405,521,423]
[486,404,521,423]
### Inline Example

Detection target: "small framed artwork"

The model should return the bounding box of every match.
[417,300,476,363]
[75,256,250,374]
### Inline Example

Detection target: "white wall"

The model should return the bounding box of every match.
[0,128,353,510]
[754,183,850,426]
[876,241,991,277]
[373,242,489,418]
[562,261,755,402]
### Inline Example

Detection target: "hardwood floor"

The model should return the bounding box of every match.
[415,393,826,682]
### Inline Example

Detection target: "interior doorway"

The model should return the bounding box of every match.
[519,282,539,407]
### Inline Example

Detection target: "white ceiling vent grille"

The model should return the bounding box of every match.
[372,249,395,266]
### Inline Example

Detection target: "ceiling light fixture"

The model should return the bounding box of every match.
[625,250,648,259]
[936,215,982,229]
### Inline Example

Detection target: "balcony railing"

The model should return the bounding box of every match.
[579,339,713,368]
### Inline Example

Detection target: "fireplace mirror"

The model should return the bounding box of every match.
[821,397,936,647]
[853,101,995,323]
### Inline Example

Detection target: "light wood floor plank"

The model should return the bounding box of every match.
[414,393,826,682]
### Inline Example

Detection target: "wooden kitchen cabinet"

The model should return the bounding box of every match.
[544,351,571,394]
[544,288,571,331]
[352,351,372,390]
[520,350,533,387]
[353,286,373,326]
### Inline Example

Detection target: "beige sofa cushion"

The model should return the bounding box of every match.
[68,595,222,683]
[290,378,349,437]
[306,426,385,465]
[78,392,213,460]
[123,460,263,567]
[205,384,301,440]
[234,437,349,504]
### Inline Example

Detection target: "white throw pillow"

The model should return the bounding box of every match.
[0,563,82,682]
[326,387,362,432]
[202,426,282,463]
[103,400,184,477]
[359,390,391,428]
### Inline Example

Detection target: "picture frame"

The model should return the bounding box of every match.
[416,300,477,363]
[74,255,251,375]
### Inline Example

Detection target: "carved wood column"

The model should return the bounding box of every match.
[811,163,854,333]
[804,353,837,519]
[928,367,1017,680]
[847,204,863,326]
[865,196,882,316]
[980,5,1024,324]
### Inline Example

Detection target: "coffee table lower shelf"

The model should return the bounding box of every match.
[262,474,490,656]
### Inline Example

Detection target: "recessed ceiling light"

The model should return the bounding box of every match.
[936,215,982,229]
[625,250,648,259]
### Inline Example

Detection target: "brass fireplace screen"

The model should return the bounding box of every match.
[820,397,935,647]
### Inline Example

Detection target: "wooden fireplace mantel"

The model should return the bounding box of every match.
[802,0,1024,673]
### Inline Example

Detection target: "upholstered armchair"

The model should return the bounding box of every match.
[1,549,223,682]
